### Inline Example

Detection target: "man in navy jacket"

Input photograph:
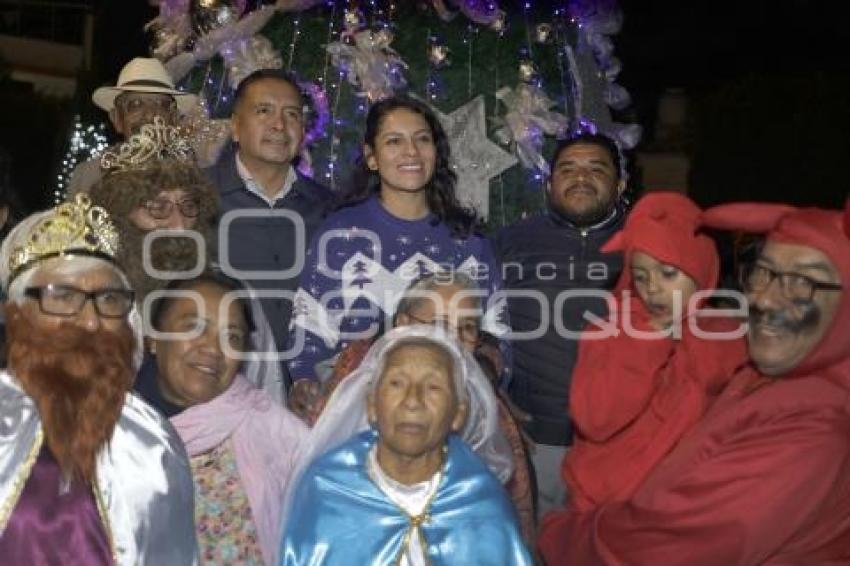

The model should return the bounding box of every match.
[494,133,626,519]
[204,69,333,390]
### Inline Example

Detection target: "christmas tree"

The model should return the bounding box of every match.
[76,0,639,227]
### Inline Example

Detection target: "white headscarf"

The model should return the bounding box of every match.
[279,325,513,540]
[229,279,287,405]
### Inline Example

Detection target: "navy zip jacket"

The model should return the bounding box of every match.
[493,206,624,446]
[203,148,334,372]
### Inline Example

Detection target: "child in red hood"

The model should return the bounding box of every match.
[553,191,748,515]
[539,199,850,565]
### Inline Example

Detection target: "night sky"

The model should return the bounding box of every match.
[617,0,850,123]
[6,0,850,210]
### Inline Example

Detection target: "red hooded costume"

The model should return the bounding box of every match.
[538,201,850,565]
[545,192,747,517]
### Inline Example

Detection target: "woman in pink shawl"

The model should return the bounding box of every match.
[139,272,307,565]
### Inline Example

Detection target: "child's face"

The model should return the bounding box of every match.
[630,251,699,328]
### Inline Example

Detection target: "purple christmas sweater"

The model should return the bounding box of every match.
[286,196,508,379]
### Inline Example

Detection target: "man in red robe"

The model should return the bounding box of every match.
[538,201,850,564]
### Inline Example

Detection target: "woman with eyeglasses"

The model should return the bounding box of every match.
[89,149,219,303]
[89,126,291,405]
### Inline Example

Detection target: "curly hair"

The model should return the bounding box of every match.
[88,160,219,300]
[89,159,219,234]
[338,95,479,238]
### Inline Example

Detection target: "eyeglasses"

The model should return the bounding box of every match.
[24,285,135,319]
[142,197,200,219]
[115,95,176,115]
[741,263,843,302]
[405,313,481,343]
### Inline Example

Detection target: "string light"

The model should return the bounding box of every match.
[54,116,109,204]
[320,0,341,186]
[426,36,441,105]
[554,7,573,120]
[211,66,228,114]
[326,66,346,186]
[523,0,534,61]
[287,15,302,70]
[367,0,378,26]
[492,21,507,227]
[466,24,474,98]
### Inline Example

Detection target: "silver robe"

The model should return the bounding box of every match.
[0,370,198,565]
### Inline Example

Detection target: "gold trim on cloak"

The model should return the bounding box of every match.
[0,428,42,533]
[0,427,119,564]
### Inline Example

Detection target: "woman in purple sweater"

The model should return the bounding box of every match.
[286,95,508,418]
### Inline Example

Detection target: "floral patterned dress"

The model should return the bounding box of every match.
[190,439,265,564]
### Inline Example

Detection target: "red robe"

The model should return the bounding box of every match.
[540,201,850,564]
[562,303,747,512]
[554,191,746,512]
[539,363,850,564]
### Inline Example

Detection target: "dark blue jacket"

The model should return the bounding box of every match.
[203,148,334,372]
[493,207,624,446]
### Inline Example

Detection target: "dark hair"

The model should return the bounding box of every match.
[550,132,622,180]
[338,95,479,238]
[231,68,313,168]
[232,68,304,112]
[150,271,256,336]
[473,330,500,383]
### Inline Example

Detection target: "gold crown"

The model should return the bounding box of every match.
[9,194,120,278]
[100,116,194,172]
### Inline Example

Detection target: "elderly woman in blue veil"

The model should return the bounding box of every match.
[279,325,531,565]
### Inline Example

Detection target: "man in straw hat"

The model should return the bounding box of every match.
[0,195,198,564]
[540,200,850,564]
[67,57,198,196]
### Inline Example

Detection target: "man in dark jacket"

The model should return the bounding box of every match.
[493,133,626,518]
[204,69,333,390]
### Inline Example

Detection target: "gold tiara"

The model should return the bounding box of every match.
[100,116,194,172]
[9,194,120,279]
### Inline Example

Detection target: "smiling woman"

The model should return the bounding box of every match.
[340,95,472,231]
[136,272,308,566]
[149,275,251,406]
[285,96,510,421]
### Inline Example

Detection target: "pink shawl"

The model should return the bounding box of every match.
[170,375,307,565]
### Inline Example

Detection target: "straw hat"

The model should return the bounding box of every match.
[92,58,198,114]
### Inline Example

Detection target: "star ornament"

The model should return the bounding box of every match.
[431,96,518,220]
